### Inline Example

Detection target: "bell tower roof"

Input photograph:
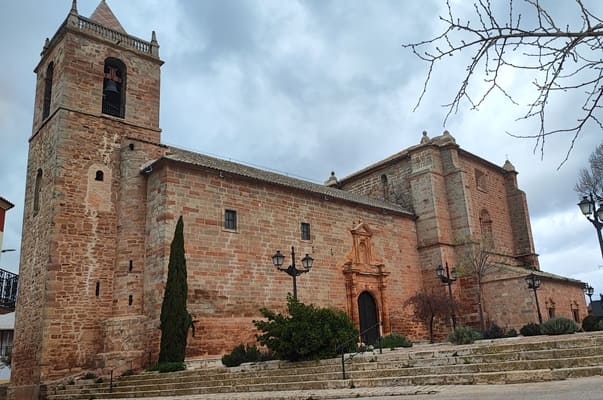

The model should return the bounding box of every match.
[89,0,126,33]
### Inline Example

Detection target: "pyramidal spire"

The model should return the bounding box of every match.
[89,0,126,33]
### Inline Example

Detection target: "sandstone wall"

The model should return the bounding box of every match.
[144,160,427,356]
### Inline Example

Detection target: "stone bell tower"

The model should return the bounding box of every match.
[11,1,162,398]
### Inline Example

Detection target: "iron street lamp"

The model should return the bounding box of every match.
[577,194,603,261]
[272,246,313,300]
[525,273,543,324]
[436,262,458,331]
[584,283,595,303]
[0,249,15,253]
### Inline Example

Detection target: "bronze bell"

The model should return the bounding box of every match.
[103,79,119,94]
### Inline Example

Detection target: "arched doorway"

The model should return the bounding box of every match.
[358,291,379,345]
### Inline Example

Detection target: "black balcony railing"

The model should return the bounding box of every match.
[0,269,18,311]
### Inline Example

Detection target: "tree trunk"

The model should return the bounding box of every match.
[477,280,486,332]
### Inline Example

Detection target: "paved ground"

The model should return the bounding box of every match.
[106,375,603,400]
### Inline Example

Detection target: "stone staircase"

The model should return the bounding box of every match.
[46,332,603,399]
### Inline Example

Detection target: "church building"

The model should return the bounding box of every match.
[10,2,586,398]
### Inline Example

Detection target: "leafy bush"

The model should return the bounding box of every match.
[582,315,601,332]
[505,328,518,337]
[95,377,103,384]
[221,344,273,367]
[254,296,358,361]
[379,333,412,349]
[483,324,518,339]
[520,322,542,336]
[147,362,186,373]
[448,326,482,344]
[82,372,97,380]
[541,317,579,335]
[598,319,603,331]
[482,323,505,339]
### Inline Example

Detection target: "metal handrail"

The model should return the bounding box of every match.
[336,322,382,380]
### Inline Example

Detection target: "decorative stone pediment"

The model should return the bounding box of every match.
[343,221,387,276]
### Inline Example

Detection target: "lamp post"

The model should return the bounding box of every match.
[271,246,313,300]
[584,283,595,303]
[577,194,603,261]
[436,262,457,331]
[525,273,543,324]
[0,249,15,253]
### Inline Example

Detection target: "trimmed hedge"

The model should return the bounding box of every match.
[540,317,579,335]
[449,326,482,344]
[582,315,601,332]
[379,333,412,349]
[222,344,273,367]
[520,322,542,336]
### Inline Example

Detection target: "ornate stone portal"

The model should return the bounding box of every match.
[342,221,391,343]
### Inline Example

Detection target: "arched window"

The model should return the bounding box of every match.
[95,170,104,181]
[102,58,126,118]
[33,169,43,216]
[479,209,493,247]
[380,174,389,200]
[42,62,54,120]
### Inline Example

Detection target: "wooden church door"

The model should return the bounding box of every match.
[358,291,379,345]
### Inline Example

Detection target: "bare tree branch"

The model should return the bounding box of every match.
[575,141,603,198]
[403,0,603,167]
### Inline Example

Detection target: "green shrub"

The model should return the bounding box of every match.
[379,333,412,349]
[582,315,601,332]
[519,322,542,336]
[598,319,603,331]
[221,344,273,367]
[483,324,518,339]
[448,326,482,344]
[82,372,97,380]
[147,362,186,373]
[482,323,505,339]
[95,377,103,384]
[254,296,358,361]
[541,317,579,335]
[505,328,518,337]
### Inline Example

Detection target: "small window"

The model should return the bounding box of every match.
[95,170,104,181]
[95,281,100,297]
[224,209,237,230]
[128,295,133,306]
[548,307,555,319]
[572,309,580,323]
[301,222,311,241]
[43,62,54,120]
[33,169,43,216]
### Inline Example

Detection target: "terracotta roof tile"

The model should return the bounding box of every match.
[149,147,414,216]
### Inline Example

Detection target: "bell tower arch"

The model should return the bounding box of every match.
[12,1,163,397]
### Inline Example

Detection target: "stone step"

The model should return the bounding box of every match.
[88,343,603,389]
[46,365,603,400]
[48,353,603,399]
[46,332,603,400]
[102,338,603,387]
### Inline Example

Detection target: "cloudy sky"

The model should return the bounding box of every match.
[0,1,601,299]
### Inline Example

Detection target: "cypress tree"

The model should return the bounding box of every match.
[158,215,192,363]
